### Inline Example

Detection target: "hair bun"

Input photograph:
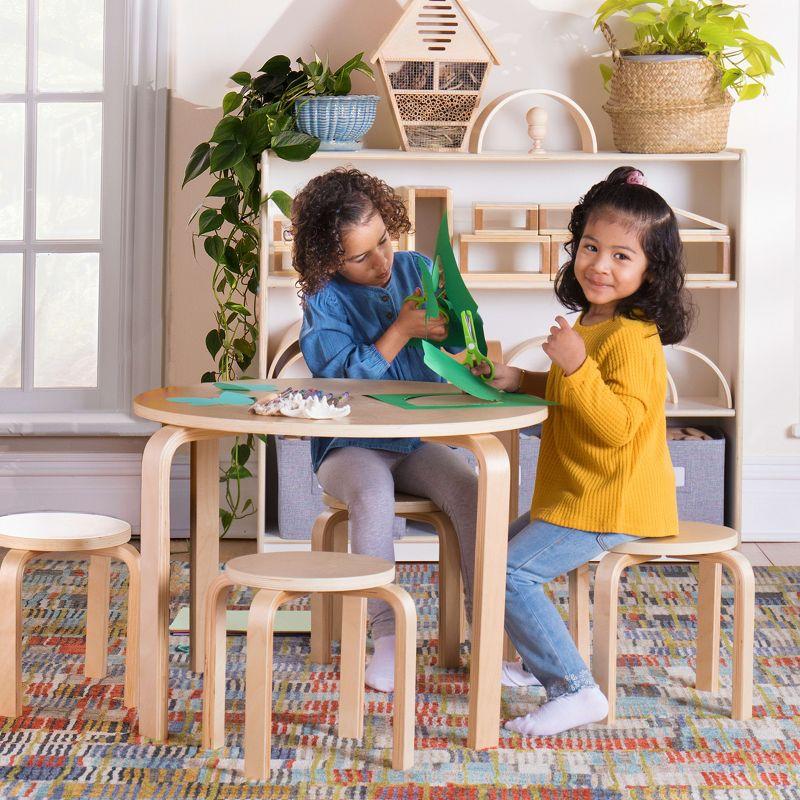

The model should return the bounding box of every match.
[605,166,647,187]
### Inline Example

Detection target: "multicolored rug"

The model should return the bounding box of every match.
[0,558,799,799]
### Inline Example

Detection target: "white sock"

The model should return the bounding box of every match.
[501,660,542,687]
[505,686,609,736]
[364,635,395,692]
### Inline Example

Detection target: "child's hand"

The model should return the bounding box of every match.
[470,361,521,392]
[397,289,448,342]
[542,316,586,376]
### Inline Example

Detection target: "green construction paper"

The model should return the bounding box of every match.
[417,255,441,320]
[421,340,555,405]
[214,380,277,392]
[368,391,551,410]
[168,390,257,406]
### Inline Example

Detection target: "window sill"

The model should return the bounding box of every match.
[0,413,159,437]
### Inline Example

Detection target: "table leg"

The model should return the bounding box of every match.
[190,438,220,672]
[425,433,510,749]
[139,425,218,741]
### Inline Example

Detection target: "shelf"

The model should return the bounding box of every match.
[665,398,735,418]
[267,148,742,163]
[266,273,738,290]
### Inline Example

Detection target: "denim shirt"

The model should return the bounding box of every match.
[300,250,444,471]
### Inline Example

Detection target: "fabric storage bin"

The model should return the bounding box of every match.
[275,436,406,540]
[667,426,725,525]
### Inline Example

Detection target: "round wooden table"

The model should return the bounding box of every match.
[133,379,548,749]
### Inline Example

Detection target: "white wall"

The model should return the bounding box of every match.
[167,0,800,537]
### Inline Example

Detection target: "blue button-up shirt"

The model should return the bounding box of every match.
[300,250,444,471]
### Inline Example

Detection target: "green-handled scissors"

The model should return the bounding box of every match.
[460,309,494,381]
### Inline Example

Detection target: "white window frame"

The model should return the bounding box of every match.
[0,0,166,435]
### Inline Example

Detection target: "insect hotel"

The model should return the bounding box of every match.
[370,0,500,152]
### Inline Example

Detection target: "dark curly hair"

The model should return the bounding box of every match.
[291,167,411,297]
[554,166,694,345]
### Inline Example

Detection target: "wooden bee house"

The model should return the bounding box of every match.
[370,0,500,152]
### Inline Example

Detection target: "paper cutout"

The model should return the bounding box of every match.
[168,390,257,406]
[214,380,277,392]
[369,391,551,410]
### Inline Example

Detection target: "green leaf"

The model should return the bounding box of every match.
[208,177,238,197]
[222,91,242,115]
[267,189,293,217]
[182,142,210,186]
[226,465,253,480]
[233,155,256,188]
[737,83,763,100]
[260,54,291,76]
[271,130,320,161]
[221,197,241,224]
[233,337,255,358]
[198,208,224,234]
[210,140,246,171]
[210,116,242,143]
[224,301,251,317]
[201,371,216,383]
[721,67,742,88]
[219,508,233,530]
[205,329,223,357]
[231,71,251,86]
[204,235,225,262]
[242,498,254,512]
[233,443,251,464]
[242,106,272,154]
[627,11,659,25]
[599,62,614,90]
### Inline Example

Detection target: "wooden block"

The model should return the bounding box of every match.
[473,203,539,234]
[538,203,573,234]
[458,232,551,279]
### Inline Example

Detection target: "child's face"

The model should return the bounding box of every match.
[338,210,394,287]
[574,213,648,312]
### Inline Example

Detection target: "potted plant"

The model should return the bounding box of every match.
[181,51,373,536]
[594,1,782,153]
[293,52,379,151]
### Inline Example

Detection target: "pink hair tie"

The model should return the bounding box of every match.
[626,169,647,186]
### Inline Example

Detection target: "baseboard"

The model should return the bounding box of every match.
[742,457,800,540]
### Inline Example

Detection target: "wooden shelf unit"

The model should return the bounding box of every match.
[256,148,745,549]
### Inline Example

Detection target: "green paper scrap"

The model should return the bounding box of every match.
[417,255,441,320]
[169,606,310,634]
[421,340,555,405]
[369,391,550,410]
[168,390,257,406]
[214,380,277,392]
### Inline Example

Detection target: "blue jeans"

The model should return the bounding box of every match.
[505,516,638,700]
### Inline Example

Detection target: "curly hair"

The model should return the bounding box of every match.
[291,167,411,297]
[554,166,694,345]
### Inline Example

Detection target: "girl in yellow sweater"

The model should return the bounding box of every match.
[475,166,693,736]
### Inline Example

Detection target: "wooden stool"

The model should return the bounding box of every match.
[589,521,755,723]
[0,512,140,717]
[311,492,464,669]
[203,551,416,781]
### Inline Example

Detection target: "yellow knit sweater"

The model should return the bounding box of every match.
[529,314,678,538]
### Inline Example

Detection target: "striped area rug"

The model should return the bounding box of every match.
[0,559,799,798]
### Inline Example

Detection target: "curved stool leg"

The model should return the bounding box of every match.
[338,595,367,739]
[695,560,722,693]
[568,564,591,666]
[310,509,348,664]
[427,511,461,669]
[202,574,235,750]
[244,588,291,782]
[592,553,652,724]
[85,555,111,681]
[0,549,37,717]
[363,583,416,771]
[705,550,755,720]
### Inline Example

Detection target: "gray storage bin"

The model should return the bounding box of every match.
[275,436,406,540]
[667,427,725,524]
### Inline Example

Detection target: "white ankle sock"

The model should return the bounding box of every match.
[501,661,542,688]
[364,635,395,692]
[505,686,609,736]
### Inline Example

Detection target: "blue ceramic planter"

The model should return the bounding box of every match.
[294,95,380,151]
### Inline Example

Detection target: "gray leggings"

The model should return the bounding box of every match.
[316,444,479,639]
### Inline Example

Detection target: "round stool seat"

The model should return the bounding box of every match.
[609,521,739,557]
[322,491,439,515]
[0,512,131,552]
[224,551,395,592]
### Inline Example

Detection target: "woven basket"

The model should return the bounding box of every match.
[294,95,379,151]
[600,24,733,153]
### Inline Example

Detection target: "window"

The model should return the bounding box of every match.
[0,0,165,426]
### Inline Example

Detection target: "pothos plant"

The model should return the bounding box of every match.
[183,52,374,536]
[595,1,782,100]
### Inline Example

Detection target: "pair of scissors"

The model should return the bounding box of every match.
[460,309,494,381]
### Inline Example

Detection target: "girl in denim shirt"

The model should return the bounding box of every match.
[293,167,478,691]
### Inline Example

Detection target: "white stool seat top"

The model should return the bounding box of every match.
[0,512,131,552]
[609,521,739,557]
[323,491,439,515]
[224,551,395,592]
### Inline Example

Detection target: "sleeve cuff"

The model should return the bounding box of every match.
[561,356,594,392]
[362,344,392,378]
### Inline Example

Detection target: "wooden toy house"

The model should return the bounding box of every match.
[370,0,500,152]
